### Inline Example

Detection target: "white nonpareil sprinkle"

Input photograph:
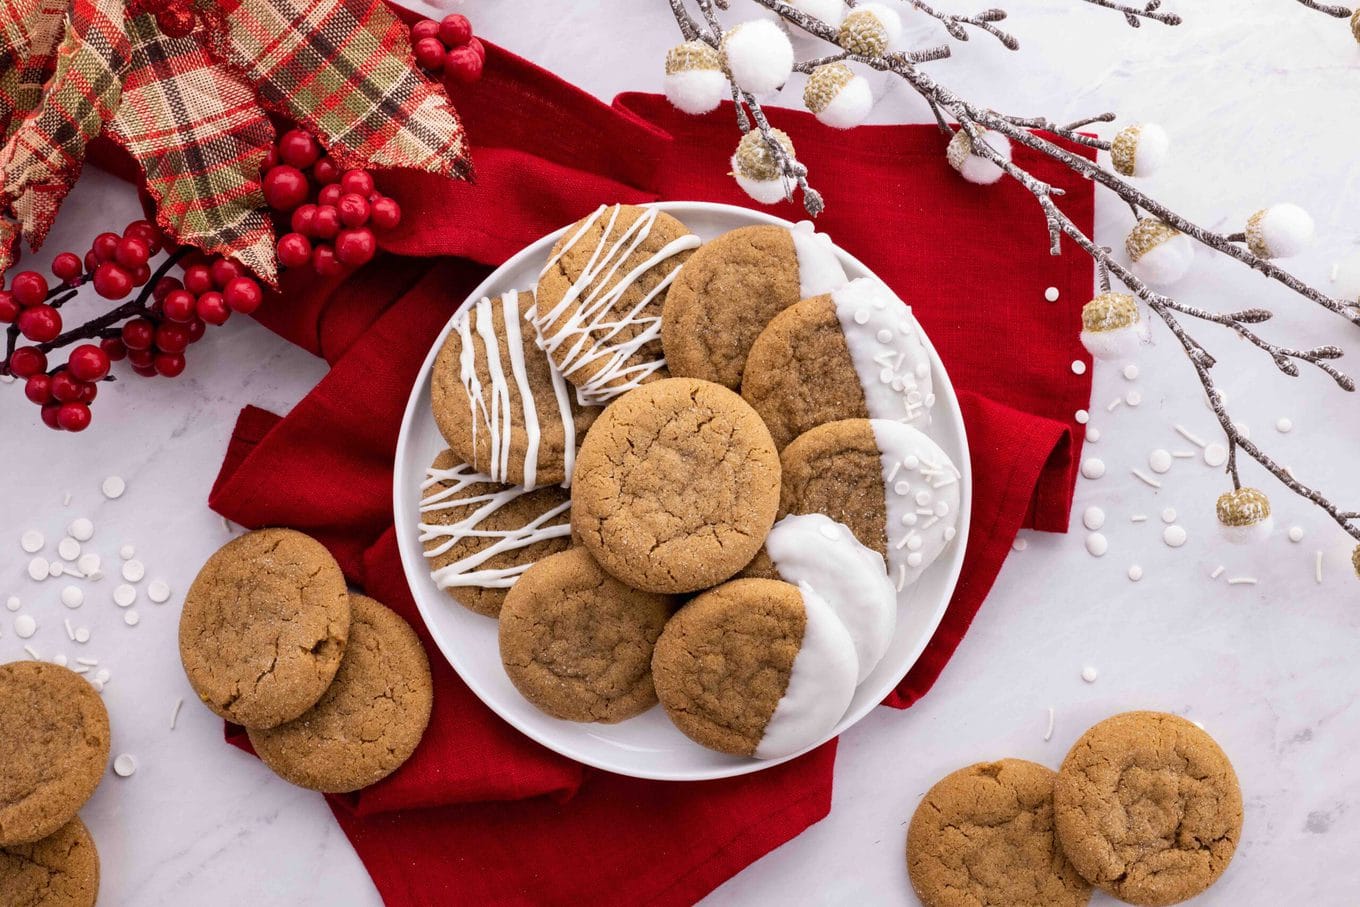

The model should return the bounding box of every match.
[1227,577,1258,586]
[119,544,135,560]
[1211,565,1225,579]
[1125,390,1142,407]
[1074,409,1089,424]
[1148,449,1172,474]
[1012,537,1028,552]
[60,586,83,609]
[1203,443,1228,468]
[1128,564,1144,582]
[147,580,171,604]
[121,560,145,583]
[1132,469,1162,489]
[1288,526,1305,543]
[57,537,80,561]
[1163,525,1188,548]
[1081,458,1106,479]
[1044,707,1055,741]
[1276,418,1293,434]
[102,476,126,499]
[1122,364,1140,380]
[1081,666,1099,683]
[47,561,63,579]
[1086,427,1102,442]
[113,754,137,777]
[93,668,110,684]
[5,596,19,612]
[113,585,136,608]
[1130,514,1148,522]
[74,627,90,644]
[1085,533,1108,557]
[27,558,49,582]
[1175,424,1208,448]
[1083,506,1106,531]
[1045,286,1060,302]
[1071,360,1087,375]
[20,530,44,553]
[68,518,94,542]
[14,614,37,638]
[76,553,101,576]
[124,610,140,627]
[1161,507,1178,524]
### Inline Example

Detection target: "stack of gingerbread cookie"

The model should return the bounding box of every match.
[178,528,433,792]
[419,203,963,760]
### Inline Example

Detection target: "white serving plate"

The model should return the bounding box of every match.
[393,201,971,782]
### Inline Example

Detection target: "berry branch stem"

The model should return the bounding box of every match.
[36,248,190,354]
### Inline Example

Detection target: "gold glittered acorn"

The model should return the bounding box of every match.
[1352,8,1360,43]
[838,4,901,56]
[1080,292,1144,361]
[803,62,873,129]
[1109,123,1169,178]
[1216,487,1274,544]
[1244,204,1314,259]
[731,128,795,204]
[1125,217,1194,286]
[663,41,726,115]
[1352,543,1360,579]
[945,128,1012,185]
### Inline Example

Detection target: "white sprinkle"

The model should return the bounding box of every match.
[1012,537,1028,551]
[1085,533,1108,557]
[1227,577,1258,586]
[47,561,63,579]
[1081,458,1106,479]
[1122,363,1140,380]
[102,476,126,499]
[74,627,90,644]
[57,537,80,561]
[1074,409,1089,424]
[1081,665,1099,683]
[1172,450,1196,459]
[122,560,145,583]
[1130,514,1148,522]
[23,644,39,660]
[1071,360,1087,375]
[93,668,110,684]
[14,615,36,638]
[64,618,74,641]
[1316,551,1324,584]
[1132,469,1162,489]
[1044,286,1060,302]
[113,585,136,608]
[76,553,100,576]
[1086,427,1101,442]
[1148,449,1172,474]
[68,518,94,542]
[895,565,907,592]
[119,544,135,560]
[1175,424,1208,448]
[1106,397,1123,412]
[1082,506,1106,531]
[1275,417,1293,434]
[5,596,19,612]
[60,586,83,609]
[170,698,184,730]
[62,492,71,507]
[1288,526,1305,543]
[52,654,66,666]
[70,664,89,674]
[1161,507,1178,524]
[27,558,49,581]
[76,657,98,667]
[1125,390,1142,407]
[1163,525,1188,548]
[20,530,44,553]
[1128,564,1144,582]
[124,609,140,627]
[853,309,869,325]
[113,754,137,777]
[1203,443,1228,468]
[1044,707,1055,741]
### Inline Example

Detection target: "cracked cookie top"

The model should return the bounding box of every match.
[0,816,100,906]
[907,759,1092,907]
[1054,711,1243,906]
[179,528,351,729]
[572,377,781,594]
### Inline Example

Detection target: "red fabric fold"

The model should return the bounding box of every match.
[207,39,1092,907]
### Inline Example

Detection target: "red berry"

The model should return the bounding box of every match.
[414,36,446,71]
[91,262,132,300]
[336,192,370,228]
[439,14,473,46]
[369,196,402,231]
[317,183,343,207]
[77,381,97,404]
[443,45,483,85]
[185,317,206,344]
[467,36,485,62]
[40,402,62,429]
[290,203,319,237]
[162,288,197,322]
[127,348,155,369]
[50,370,83,403]
[100,337,127,362]
[412,18,440,41]
[84,250,99,274]
[122,317,156,351]
[335,227,377,267]
[276,232,313,269]
[57,401,92,432]
[155,322,191,354]
[153,275,183,301]
[67,344,110,382]
[196,291,230,326]
[130,263,152,286]
[224,277,263,314]
[312,156,341,185]
[277,129,320,169]
[11,271,48,306]
[183,263,214,295]
[339,169,375,197]
[124,219,163,253]
[131,363,158,378]
[92,232,120,262]
[313,205,341,240]
[210,258,242,289]
[155,6,195,38]
[312,243,343,277]
[154,352,186,378]
[0,291,18,323]
[24,375,52,405]
[18,305,61,342]
[115,235,150,269]
[8,347,47,378]
[51,252,83,283]
[262,164,310,211]
[262,147,280,171]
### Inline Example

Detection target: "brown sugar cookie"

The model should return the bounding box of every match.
[651,578,857,759]
[531,204,699,405]
[742,278,935,449]
[1054,711,1243,906]
[499,548,676,723]
[0,816,99,907]
[907,759,1093,907]
[418,449,574,617]
[780,418,961,593]
[431,289,598,488]
[247,595,433,793]
[572,377,780,593]
[661,223,846,389]
[179,528,350,729]
[0,663,109,847]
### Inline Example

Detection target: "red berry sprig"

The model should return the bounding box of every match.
[411,14,485,90]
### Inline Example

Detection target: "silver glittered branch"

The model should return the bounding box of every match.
[1291,0,1353,18]
[1075,0,1182,27]
[909,2,1019,49]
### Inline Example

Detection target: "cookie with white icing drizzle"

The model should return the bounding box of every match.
[531,204,700,405]
[661,222,847,389]
[432,289,597,489]
[779,418,961,594]
[419,450,573,617]
[742,278,935,449]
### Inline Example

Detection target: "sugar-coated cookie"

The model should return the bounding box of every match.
[499,548,677,723]
[743,513,896,683]
[742,278,934,449]
[652,578,858,759]
[248,595,433,793]
[662,223,847,389]
[779,418,960,593]
[573,377,781,594]
[179,528,350,729]
[0,663,109,846]
[531,204,700,404]
[1054,711,1243,907]
[418,450,573,617]
[907,759,1092,907]
[432,289,597,488]
[0,817,99,907]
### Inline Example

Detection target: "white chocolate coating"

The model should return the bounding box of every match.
[763,513,896,683]
[832,278,934,430]
[870,419,962,591]
[788,221,848,299]
[754,583,859,759]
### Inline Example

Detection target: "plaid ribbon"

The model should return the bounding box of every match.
[0,0,69,143]
[106,13,278,284]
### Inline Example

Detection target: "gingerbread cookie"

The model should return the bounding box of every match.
[0,663,109,847]
[742,513,896,683]
[0,817,99,907]
[742,278,935,449]
[419,450,573,617]
[432,289,597,488]
[907,759,1092,907]
[248,595,433,793]
[531,204,700,404]
[499,548,676,723]
[572,377,780,593]
[652,578,857,758]
[179,529,350,729]
[780,418,960,593]
[1054,711,1242,907]
[661,223,847,389]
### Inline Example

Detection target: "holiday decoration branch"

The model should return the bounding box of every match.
[1074,0,1182,27]
[1291,0,1353,18]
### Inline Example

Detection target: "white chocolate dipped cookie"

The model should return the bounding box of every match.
[531,204,700,405]
[661,222,847,389]
[431,290,597,488]
[779,418,961,594]
[742,277,935,449]
[651,578,858,759]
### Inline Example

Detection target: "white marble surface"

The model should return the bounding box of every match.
[2,1,1359,904]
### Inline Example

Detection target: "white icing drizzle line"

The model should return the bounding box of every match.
[832,278,935,430]
[418,462,571,589]
[530,205,700,405]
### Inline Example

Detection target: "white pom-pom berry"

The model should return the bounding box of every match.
[837,3,902,55]
[1110,123,1169,178]
[663,41,726,115]
[1245,204,1314,259]
[721,20,794,95]
[946,128,1012,185]
[1080,292,1145,361]
[803,62,873,129]
[1126,218,1194,287]
[731,129,795,205]
[1216,487,1273,544]
[1332,250,1360,304]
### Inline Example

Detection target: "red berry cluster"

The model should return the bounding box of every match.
[411,14,485,88]
[261,129,403,277]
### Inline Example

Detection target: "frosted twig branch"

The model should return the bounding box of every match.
[908,2,1020,49]
[1075,0,1182,27]
[1291,0,1352,18]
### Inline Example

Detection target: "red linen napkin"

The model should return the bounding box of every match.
[208,40,1093,907]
